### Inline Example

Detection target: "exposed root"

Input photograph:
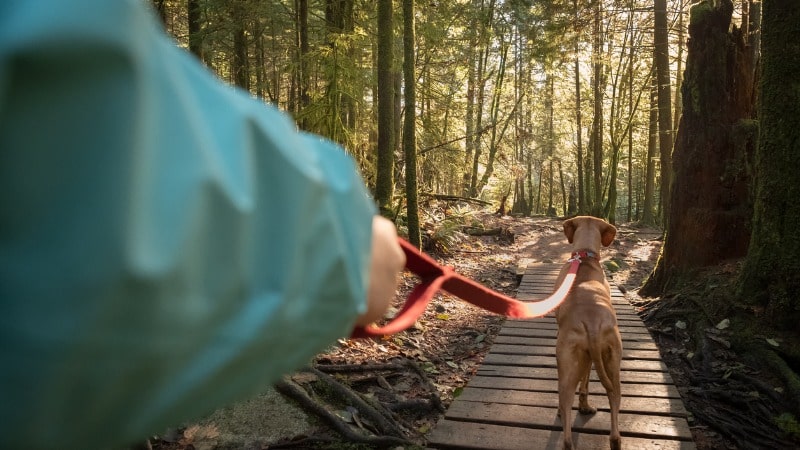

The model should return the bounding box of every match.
[273,376,413,448]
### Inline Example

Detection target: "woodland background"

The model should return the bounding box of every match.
[149,0,800,441]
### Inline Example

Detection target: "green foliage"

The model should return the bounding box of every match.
[776,413,800,441]
[603,259,624,273]
[424,205,474,254]
[153,0,673,222]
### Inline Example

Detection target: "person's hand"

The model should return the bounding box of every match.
[355,216,406,326]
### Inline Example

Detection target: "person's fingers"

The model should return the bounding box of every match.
[355,216,405,326]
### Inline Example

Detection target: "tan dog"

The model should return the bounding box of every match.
[554,216,622,450]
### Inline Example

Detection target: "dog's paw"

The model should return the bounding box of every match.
[578,405,597,415]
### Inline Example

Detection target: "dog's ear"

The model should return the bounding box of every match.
[601,222,617,247]
[563,218,577,244]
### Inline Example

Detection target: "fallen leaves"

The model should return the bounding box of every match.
[179,425,219,450]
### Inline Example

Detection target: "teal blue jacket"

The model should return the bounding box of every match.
[0,1,375,448]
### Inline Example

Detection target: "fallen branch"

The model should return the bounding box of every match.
[420,193,492,206]
[463,227,505,236]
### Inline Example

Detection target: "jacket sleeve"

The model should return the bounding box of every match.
[0,1,375,448]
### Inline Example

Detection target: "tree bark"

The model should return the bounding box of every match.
[654,0,674,221]
[297,0,310,123]
[403,0,421,247]
[187,0,203,60]
[590,1,604,214]
[462,3,479,197]
[573,0,585,214]
[476,35,509,194]
[374,0,395,213]
[642,0,755,295]
[738,0,800,329]
[468,0,495,198]
[640,64,659,225]
[231,1,249,91]
[153,0,168,28]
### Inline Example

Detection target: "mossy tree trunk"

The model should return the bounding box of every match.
[642,0,756,295]
[738,0,800,329]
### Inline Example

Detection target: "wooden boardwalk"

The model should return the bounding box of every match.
[427,264,695,450]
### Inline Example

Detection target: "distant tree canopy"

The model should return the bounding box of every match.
[152,0,699,224]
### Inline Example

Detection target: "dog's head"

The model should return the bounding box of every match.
[563,216,616,249]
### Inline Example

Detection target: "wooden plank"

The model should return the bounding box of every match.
[505,316,645,325]
[498,327,654,341]
[443,401,693,441]
[427,420,697,450]
[482,353,669,372]
[455,387,688,417]
[489,344,663,361]
[493,335,658,351]
[466,376,683,399]
[476,365,674,385]
[516,258,535,276]
[503,320,650,332]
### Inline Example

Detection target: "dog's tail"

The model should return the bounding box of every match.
[585,324,618,392]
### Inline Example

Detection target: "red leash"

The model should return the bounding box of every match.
[350,238,587,338]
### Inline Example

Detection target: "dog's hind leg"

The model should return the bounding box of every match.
[605,340,623,450]
[593,335,622,450]
[577,365,596,415]
[557,367,579,449]
[557,346,592,450]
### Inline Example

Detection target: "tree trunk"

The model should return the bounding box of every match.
[187,0,203,60]
[254,27,265,100]
[604,143,619,224]
[642,0,755,295]
[463,43,476,197]
[468,0,495,198]
[640,63,659,225]
[673,1,685,135]
[573,0,585,214]
[546,73,555,216]
[738,0,800,329]
[374,0,395,213]
[526,156,535,215]
[402,0,420,247]
[476,36,509,194]
[231,2,249,91]
[654,0,674,221]
[324,0,355,144]
[559,159,567,217]
[591,1,603,214]
[153,0,168,28]
[297,0,310,123]
[627,9,635,222]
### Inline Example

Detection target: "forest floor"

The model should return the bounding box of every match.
[153,212,799,449]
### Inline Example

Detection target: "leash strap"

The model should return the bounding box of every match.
[350,238,586,339]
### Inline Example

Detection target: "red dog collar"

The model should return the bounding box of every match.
[350,238,584,338]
